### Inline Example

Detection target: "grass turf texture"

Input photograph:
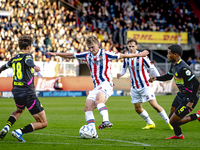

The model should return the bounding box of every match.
[0,95,200,150]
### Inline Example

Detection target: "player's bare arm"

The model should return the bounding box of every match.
[0,64,8,73]
[119,50,149,59]
[46,52,75,58]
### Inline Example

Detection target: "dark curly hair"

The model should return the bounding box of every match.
[168,44,183,57]
[18,35,33,50]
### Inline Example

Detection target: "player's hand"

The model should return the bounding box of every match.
[159,82,165,91]
[34,66,40,72]
[149,77,156,83]
[117,73,121,79]
[186,102,193,111]
[46,52,56,56]
[140,50,149,57]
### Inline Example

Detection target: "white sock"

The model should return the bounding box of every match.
[139,110,153,124]
[158,110,170,124]
[4,125,10,131]
[97,103,109,122]
[16,129,22,134]
[85,111,97,135]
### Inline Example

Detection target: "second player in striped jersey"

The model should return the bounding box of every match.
[117,39,173,130]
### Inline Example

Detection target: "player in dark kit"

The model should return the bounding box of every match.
[149,44,200,139]
[0,35,47,142]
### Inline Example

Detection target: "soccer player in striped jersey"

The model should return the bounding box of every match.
[46,35,149,138]
[117,39,173,130]
[149,44,200,139]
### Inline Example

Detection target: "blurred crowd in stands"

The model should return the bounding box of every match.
[0,0,200,63]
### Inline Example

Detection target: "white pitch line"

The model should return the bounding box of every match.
[29,132,151,146]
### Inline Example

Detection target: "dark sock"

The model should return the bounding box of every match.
[174,126,182,136]
[190,114,198,121]
[20,124,33,134]
[7,116,16,128]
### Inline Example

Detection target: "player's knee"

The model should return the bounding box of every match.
[42,121,48,128]
[134,107,142,113]
[39,119,47,129]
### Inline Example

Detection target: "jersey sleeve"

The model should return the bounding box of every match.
[143,56,160,77]
[25,55,35,68]
[143,56,153,68]
[74,52,88,61]
[120,59,127,76]
[181,67,195,82]
[105,51,120,60]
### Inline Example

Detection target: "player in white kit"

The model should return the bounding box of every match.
[47,36,149,138]
[117,39,173,130]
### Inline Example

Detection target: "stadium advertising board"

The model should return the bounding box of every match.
[127,31,188,44]
[0,77,177,98]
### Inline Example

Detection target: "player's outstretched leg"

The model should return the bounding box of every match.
[12,129,26,142]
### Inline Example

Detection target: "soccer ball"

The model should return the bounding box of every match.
[79,125,95,139]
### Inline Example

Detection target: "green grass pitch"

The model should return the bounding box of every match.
[0,95,200,150]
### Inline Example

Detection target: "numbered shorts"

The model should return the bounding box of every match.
[131,86,156,103]
[12,91,44,115]
[173,94,198,118]
[87,81,113,101]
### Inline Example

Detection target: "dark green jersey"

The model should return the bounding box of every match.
[168,59,194,91]
[156,59,199,103]
[6,52,35,93]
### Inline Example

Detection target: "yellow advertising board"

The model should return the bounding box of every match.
[127,31,188,44]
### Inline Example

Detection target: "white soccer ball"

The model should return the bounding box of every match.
[79,125,95,139]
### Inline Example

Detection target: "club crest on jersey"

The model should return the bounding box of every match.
[186,70,191,76]
[175,72,178,76]
[99,56,102,60]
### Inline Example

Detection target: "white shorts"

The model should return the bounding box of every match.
[130,86,155,104]
[87,81,113,101]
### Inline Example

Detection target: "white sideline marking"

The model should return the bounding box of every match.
[29,132,151,146]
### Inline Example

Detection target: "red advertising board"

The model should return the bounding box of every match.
[0,77,94,91]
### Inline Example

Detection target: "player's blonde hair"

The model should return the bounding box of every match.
[86,35,99,45]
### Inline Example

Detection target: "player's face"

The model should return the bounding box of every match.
[167,49,176,63]
[128,42,137,53]
[87,42,99,56]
